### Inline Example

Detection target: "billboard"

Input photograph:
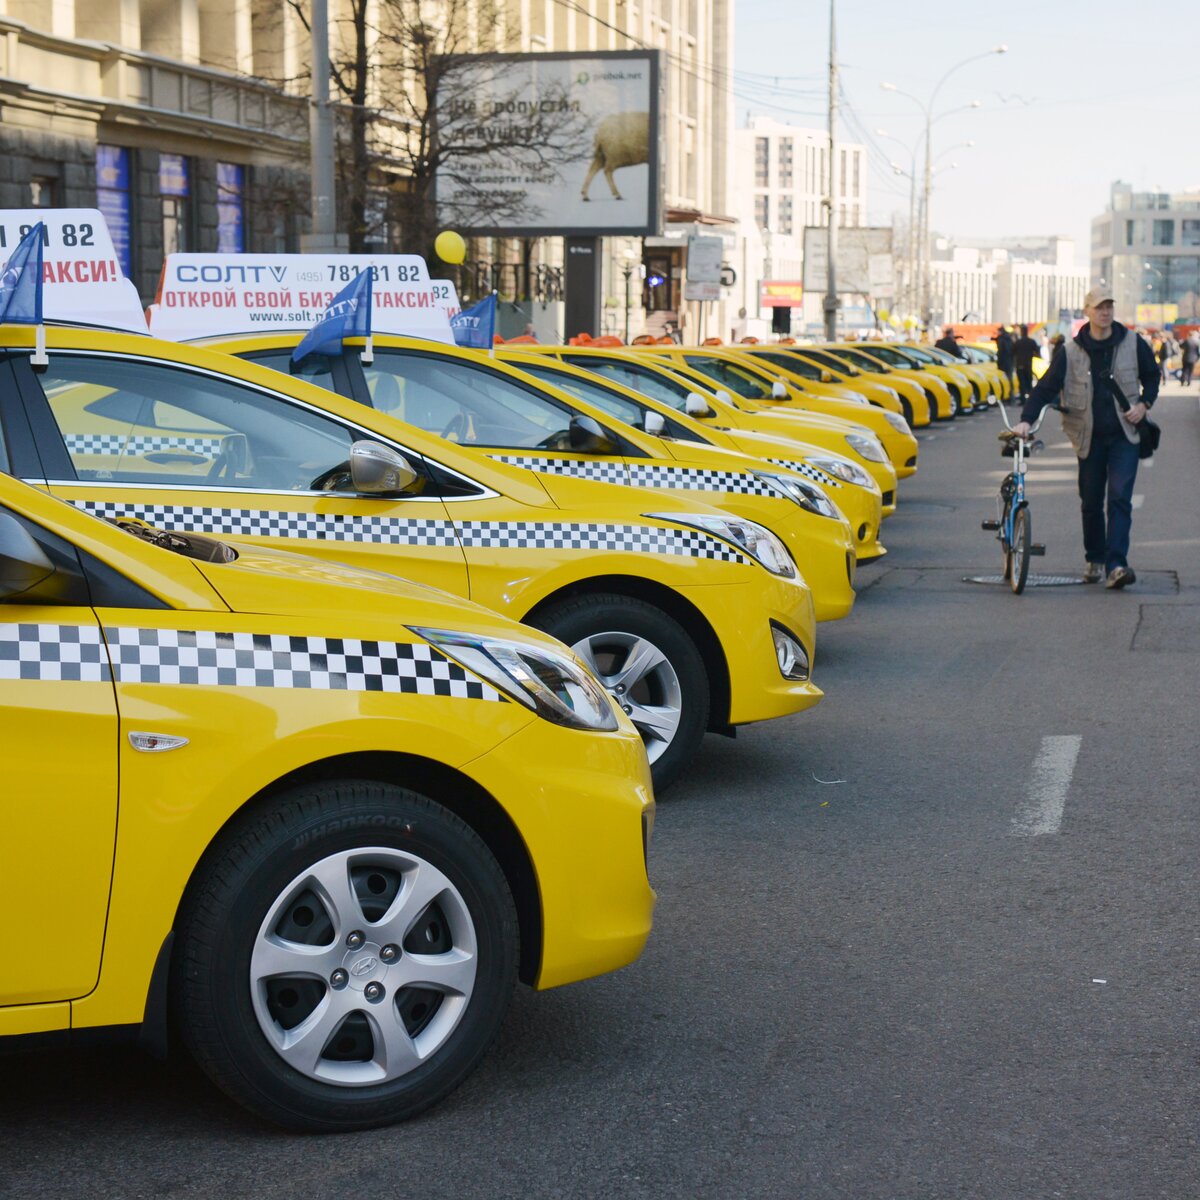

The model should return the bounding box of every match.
[802,226,894,296]
[759,281,804,308]
[434,51,662,237]
[683,235,723,302]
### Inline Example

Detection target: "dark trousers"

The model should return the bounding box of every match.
[1182,360,1194,386]
[1078,432,1140,571]
[1016,366,1033,399]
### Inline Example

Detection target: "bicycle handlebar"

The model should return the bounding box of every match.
[996,401,1059,435]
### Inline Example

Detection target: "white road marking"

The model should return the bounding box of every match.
[1133,494,1144,509]
[1011,735,1082,837]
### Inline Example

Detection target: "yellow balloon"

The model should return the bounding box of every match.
[903,315,918,330]
[877,308,890,322]
[435,230,467,265]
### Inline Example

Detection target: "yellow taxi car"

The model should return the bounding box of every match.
[960,343,1013,399]
[2,324,822,792]
[803,345,957,420]
[209,333,857,621]
[636,345,920,476]
[508,346,901,516]
[896,343,995,409]
[500,351,887,562]
[0,469,654,1131]
[740,345,932,427]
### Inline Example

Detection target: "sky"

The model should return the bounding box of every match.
[733,0,1197,268]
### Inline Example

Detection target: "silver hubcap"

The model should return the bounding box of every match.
[570,630,682,764]
[249,848,477,1087]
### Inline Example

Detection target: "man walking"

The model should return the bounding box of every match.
[935,326,964,358]
[1181,331,1198,386]
[1014,285,1159,589]
[1012,324,1041,402]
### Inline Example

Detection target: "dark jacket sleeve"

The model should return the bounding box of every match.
[1136,336,1160,408]
[1019,350,1067,424]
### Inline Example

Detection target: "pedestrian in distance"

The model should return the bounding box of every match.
[1182,331,1200,386]
[935,325,964,359]
[1156,333,1171,383]
[1049,332,1066,367]
[1013,285,1159,590]
[995,325,1015,399]
[1012,323,1041,402]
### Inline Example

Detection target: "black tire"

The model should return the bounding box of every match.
[898,397,914,427]
[1010,506,1031,595]
[530,593,709,793]
[173,781,518,1132]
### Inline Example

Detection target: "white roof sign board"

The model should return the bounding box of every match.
[430,280,462,319]
[149,254,455,344]
[0,209,147,333]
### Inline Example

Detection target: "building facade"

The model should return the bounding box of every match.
[1091,180,1200,324]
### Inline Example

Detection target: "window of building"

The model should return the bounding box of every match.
[160,154,191,256]
[216,163,245,253]
[1124,219,1135,246]
[1182,219,1200,247]
[754,138,769,188]
[777,138,793,188]
[96,146,133,277]
[839,149,847,197]
[779,195,793,236]
[30,177,58,207]
[754,194,769,230]
[1152,219,1175,246]
[853,152,861,195]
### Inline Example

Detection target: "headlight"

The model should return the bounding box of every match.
[841,390,869,404]
[882,411,912,434]
[844,432,888,463]
[770,621,810,681]
[646,512,797,579]
[756,472,840,518]
[409,627,619,731]
[805,456,873,488]
[883,387,901,402]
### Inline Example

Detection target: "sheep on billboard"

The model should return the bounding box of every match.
[434,50,662,237]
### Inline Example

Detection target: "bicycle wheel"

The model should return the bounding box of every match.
[1010,506,1031,594]
[999,502,1013,580]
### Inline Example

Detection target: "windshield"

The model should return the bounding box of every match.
[751,351,823,380]
[799,349,858,377]
[899,345,939,364]
[564,357,696,411]
[678,356,776,401]
[833,348,893,374]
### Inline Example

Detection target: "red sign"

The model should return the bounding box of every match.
[760,280,804,308]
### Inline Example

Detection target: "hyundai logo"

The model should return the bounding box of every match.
[350,956,378,977]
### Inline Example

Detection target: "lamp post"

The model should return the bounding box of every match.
[881,44,1006,331]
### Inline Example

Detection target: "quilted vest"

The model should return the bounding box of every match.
[1059,328,1140,459]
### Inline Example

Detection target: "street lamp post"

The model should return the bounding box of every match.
[622,260,635,343]
[881,45,1005,332]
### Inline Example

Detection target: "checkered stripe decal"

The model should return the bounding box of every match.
[489,454,627,484]
[455,521,746,561]
[103,628,505,699]
[629,464,780,497]
[75,501,460,547]
[0,623,111,682]
[71,501,745,562]
[766,458,842,488]
[65,434,222,457]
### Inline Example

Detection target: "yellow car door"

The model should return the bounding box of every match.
[19,351,472,600]
[0,506,117,1012]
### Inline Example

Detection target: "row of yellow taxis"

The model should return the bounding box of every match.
[0,217,1002,1130]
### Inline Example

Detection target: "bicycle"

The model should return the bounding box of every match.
[981,403,1055,594]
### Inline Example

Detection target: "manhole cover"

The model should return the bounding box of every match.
[964,574,1087,587]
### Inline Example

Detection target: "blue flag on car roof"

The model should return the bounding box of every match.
[450,293,496,350]
[292,268,373,362]
[0,222,45,326]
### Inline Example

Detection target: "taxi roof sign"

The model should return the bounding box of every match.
[149,253,455,344]
[0,209,147,334]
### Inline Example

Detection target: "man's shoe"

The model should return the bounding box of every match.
[1083,562,1104,584]
[1106,566,1136,589]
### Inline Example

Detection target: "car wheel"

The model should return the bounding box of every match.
[898,398,914,427]
[173,781,518,1132]
[531,593,709,793]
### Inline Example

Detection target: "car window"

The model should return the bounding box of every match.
[754,351,820,380]
[361,353,575,449]
[567,359,689,411]
[35,356,355,492]
[239,349,339,386]
[680,357,772,400]
[801,350,857,376]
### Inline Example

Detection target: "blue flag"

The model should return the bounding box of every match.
[292,269,373,362]
[450,293,496,350]
[0,223,45,325]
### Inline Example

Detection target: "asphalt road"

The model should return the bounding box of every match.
[3,385,1198,1200]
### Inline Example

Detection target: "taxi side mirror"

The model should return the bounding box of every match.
[685,392,713,418]
[349,440,420,495]
[715,389,733,404]
[569,415,617,454]
[771,381,788,400]
[821,369,833,383]
[643,410,666,436]
[0,512,56,601]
